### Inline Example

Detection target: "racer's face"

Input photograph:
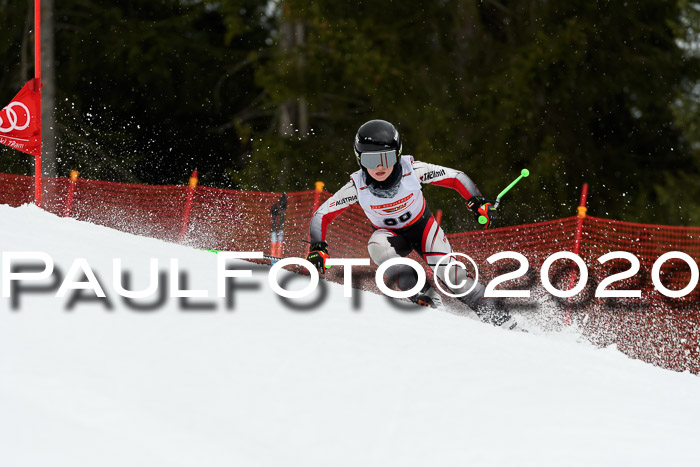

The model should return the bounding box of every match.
[367,164,393,182]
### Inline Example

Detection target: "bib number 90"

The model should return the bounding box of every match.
[383,212,412,226]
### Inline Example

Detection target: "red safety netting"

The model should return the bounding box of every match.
[576,216,700,373]
[1,172,698,373]
[0,172,34,206]
[185,186,330,253]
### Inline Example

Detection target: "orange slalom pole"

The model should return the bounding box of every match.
[312,181,324,212]
[571,183,589,257]
[63,170,79,217]
[308,181,325,255]
[179,170,198,243]
[565,183,589,325]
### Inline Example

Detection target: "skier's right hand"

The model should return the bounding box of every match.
[306,241,330,274]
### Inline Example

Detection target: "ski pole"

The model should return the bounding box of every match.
[478,168,530,225]
[203,249,281,262]
[203,250,299,264]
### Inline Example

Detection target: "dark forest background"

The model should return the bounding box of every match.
[2,0,700,229]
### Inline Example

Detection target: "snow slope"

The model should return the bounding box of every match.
[1,204,699,467]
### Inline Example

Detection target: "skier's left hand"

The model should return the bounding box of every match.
[467,196,498,229]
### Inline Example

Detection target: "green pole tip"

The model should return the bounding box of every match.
[478,215,488,225]
[521,169,530,177]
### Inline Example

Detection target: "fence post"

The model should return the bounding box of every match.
[307,181,325,255]
[565,183,589,325]
[35,155,42,207]
[313,181,325,213]
[179,170,198,243]
[571,183,589,257]
[63,170,79,217]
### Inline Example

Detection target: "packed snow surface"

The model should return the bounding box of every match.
[1,204,699,467]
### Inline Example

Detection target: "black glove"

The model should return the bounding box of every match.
[306,241,330,274]
[466,196,498,229]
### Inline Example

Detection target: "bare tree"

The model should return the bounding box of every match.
[276,4,308,137]
[41,0,56,178]
[18,0,33,88]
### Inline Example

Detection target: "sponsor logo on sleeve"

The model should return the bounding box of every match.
[421,169,446,182]
[329,195,358,208]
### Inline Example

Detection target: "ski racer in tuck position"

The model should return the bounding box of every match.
[306,119,518,330]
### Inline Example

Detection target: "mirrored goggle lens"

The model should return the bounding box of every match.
[360,150,397,169]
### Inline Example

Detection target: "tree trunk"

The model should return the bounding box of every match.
[295,22,308,136]
[41,0,57,178]
[18,0,33,88]
[276,13,307,137]
[277,20,294,137]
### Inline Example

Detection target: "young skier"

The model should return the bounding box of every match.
[306,119,517,329]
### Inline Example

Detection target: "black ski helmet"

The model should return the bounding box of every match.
[354,119,402,168]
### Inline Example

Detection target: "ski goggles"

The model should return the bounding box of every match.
[357,150,398,170]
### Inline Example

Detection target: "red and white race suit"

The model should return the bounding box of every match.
[308,156,489,307]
